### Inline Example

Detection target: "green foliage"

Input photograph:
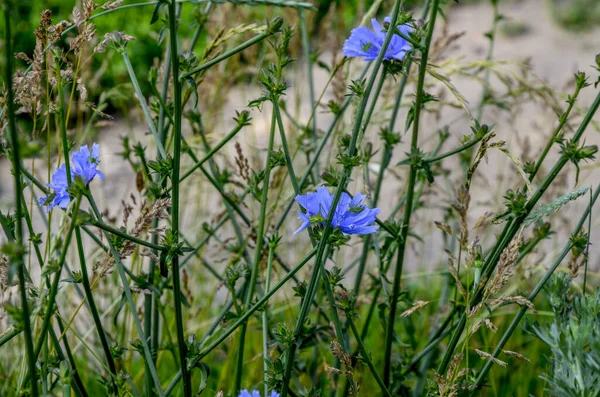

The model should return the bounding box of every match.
[525,276,600,396]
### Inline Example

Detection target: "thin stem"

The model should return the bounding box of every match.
[346,67,388,296]
[299,9,318,180]
[472,184,600,390]
[181,20,280,79]
[122,52,168,159]
[87,218,167,251]
[54,316,89,397]
[529,83,582,182]
[383,0,440,386]
[347,318,392,397]
[281,256,323,397]
[273,97,300,194]
[262,244,276,397]
[167,0,191,394]
[234,102,277,394]
[475,0,499,122]
[146,35,172,386]
[583,187,593,295]
[74,227,119,384]
[362,65,388,132]
[421,134,487,164]
[407,327,454,373]
[0,327,21,348]
[5,9,38,394]
[319,247,349,351]
[175,122,246,186]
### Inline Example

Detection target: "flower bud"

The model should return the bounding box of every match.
[579,145,598,160]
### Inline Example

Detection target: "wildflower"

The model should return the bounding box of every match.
[39,143,104,212]
[343,17,412,61]
[238,391,280,397]
[294,186,380,236]
[71,143,104,184]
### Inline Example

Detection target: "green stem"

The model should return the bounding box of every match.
[188,4,213,52]
[403,309,456,374]
[319,247,348,351]
[181,19,280,79]
[74,227,118,384]
[273,97,300,194]
[175,123,246,186]
[475,0,499,122]
[54,316,88,397]
[383,0,440,386]
[122,51,168,159]
[87,218,167,251]
[299,9,318,180]
[167,0,191,394]
[421,134,487,164]
[583,188,592,295]
[472,184,600,391]
[262,244,276,397]
[0,327,21,348]
[348,66,387,296]
[234,101,277,394]
[320,246,353,396]
[281,255,323,397]
[5,8,38,394]
[529,83,582,182]
[362,65,388,131]
[347,318,392,397]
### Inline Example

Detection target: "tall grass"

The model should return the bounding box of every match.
[1,0,599,396]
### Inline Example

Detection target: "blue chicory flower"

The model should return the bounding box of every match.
[39,143,104,212]
[71,143,104,184]
[238,391,280,397]
[294,186,380,236]
[343,17,412,61]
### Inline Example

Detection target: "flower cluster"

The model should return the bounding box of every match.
[39,144,104,212]
[238,391,280,397]
[343,17,412,61]
[294,186,380,236]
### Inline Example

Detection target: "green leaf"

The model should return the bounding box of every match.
[184,76,199,110]
[150,1,167,25]
[196,363,210,394]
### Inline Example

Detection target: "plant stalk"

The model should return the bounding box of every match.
[167,0,191,394]
[383,0,440,386]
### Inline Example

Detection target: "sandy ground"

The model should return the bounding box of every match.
[1,0,600,281]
